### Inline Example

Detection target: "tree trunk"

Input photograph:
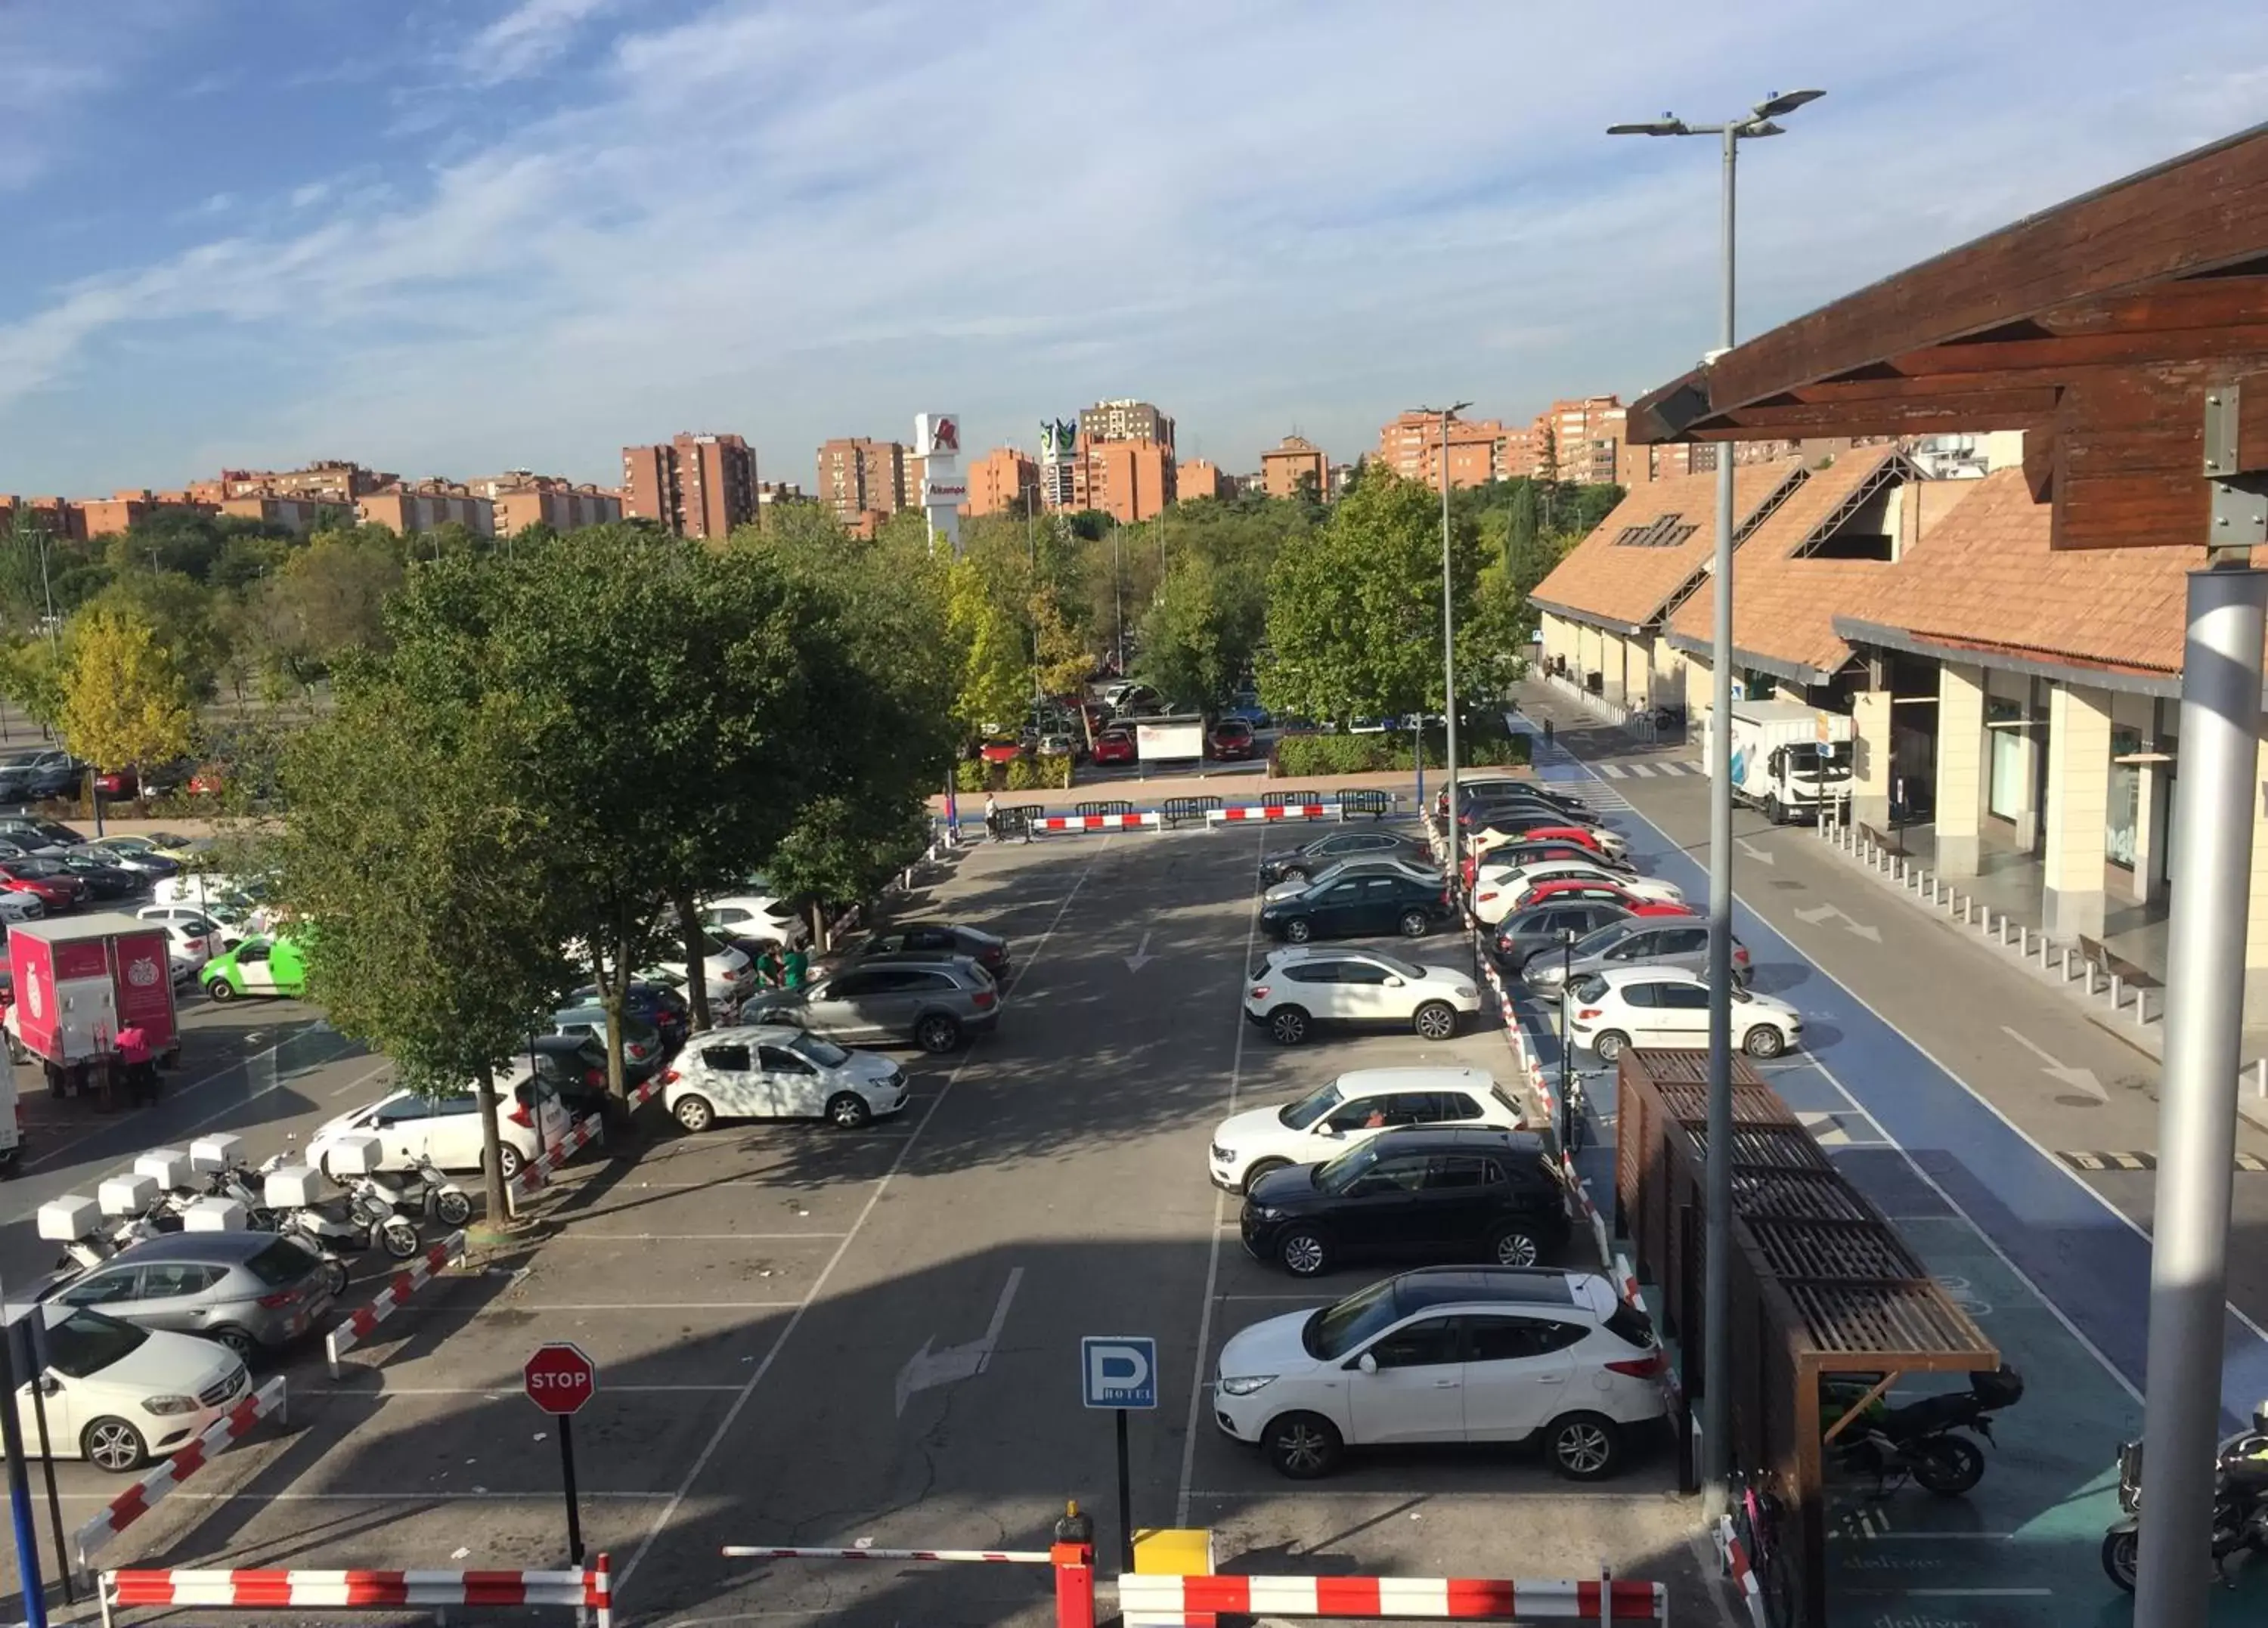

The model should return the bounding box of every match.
[474,1058,511,1226]
[675,891,712,1032]
[593,905,628,1103]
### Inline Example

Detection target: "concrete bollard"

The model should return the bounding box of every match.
[2109,971,2122,1010]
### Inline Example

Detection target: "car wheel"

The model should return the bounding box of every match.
[1240,1158,1289,1194]
[1492,1225,1544,1267]
[1263,1411,1343,1479]
[916,1014,962,1054]
[673,1094,715,1133]
[1278,1227,1331,1277]
[495,1144,522,1181]
[1411,1000,1458,1041]
[826,1091,872,1130]
[1547,1412,1622,1481]
[82,1416,150,1475]
[1591,1029,1629,1062]
[209,1324,257,1360]
[1267,1006,1310,1046]
[1399,909,1430,939]
[1283,918,1312,944]
[1280,866,1309,887]
[204,978,235,1002]
[1743,1025,1787,1060]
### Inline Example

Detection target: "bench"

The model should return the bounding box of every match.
[2077,935,2161,990]
[1854,822,1906,857]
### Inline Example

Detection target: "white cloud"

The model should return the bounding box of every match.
[4,0,2268,492]
[462,0,618,85]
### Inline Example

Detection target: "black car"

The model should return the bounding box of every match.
[0,750,86,803]
[859,923,1011,981]
[515,1033,613,1116]
[1463,807,1601,842]
[1241,1128,1572,1277]
[1259,871,1452,944]
[1489,901,1634,970]
[1259,830,1428,887]
[1456,778,1590,814]
[53,850,142,901]
[570,980,692,1051]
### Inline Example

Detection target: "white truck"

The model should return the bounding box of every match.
[1707,700,1854,824]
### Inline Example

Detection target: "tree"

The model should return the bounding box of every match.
[0,637,66,729]
[85,571,227,699]
[1504,481,1538,574]
[248,530,405,689]
[59,608,195,783]
[947,552,1027,737]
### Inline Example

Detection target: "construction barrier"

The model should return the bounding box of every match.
[76,1378,287,1568]
[98,1557,610,1628]
[324,1231,467,1378]
[1073,800,1137,819]
[1033,812,1161,834]
[1338,788,1393,820]
[723,1545,1054,1563]
[1263,789,1322,807]
[1207,803,1328,824]
[1714,1518,1768,1628]
[1161,794,1224,827]
[1117,1568,1666,1623]
[507,1108,606,1209]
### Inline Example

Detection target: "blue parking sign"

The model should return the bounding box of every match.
[1080,1336,1158,1410]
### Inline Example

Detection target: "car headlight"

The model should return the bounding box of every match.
[1218,1375,1276,1397]
[1452,985,1477,1000]
[1255,1207,1284,1221]
[143,1394,201,1416]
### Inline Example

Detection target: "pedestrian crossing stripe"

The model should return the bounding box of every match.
[1593,760,1705,779]
[2059,1151,2268,1172]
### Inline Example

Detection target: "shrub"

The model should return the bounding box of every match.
[1008,754,1073,791]
[1271,719,1529,776]
[955,759,989,792]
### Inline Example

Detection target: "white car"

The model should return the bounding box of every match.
[699,894,809,949]
[1262,857,1442,905]
[307,1075,573,1181]
[1244,946,1480,1046]
[1207,1066,1523,1193]
[0,890,41,923]
[137,904,245,951]
[5,1302,250,1472]
[1566,965,1802,1062]
[1213,1267,1668,1481]
[1470,823,1628,865]
[1473,862,1681,925]
[661,1024,908,1131]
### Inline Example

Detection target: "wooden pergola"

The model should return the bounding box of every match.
[1625,119,2268,552]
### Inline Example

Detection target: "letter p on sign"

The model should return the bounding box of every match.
[1080,1335,1157,1410]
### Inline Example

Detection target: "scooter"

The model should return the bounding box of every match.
[53,1208,167,1273]
[363,1154,473,1229]
[2103,1414,2268,1591]
[1823,1366,2025,1496]
[275,1175,423,1261]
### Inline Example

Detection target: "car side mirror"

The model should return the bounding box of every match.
[1357,1353,1378,1376]
[38,1375,60,1395]
[1320,1125,1343,1138]
[1383,976,1405,987]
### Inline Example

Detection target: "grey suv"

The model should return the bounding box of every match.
[1524,918,1750,992]
[0,751,86,803]
[738,955,999,1054]
[39,1232,338,1358]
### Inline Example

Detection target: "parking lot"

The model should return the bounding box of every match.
[0,825,1720,1627]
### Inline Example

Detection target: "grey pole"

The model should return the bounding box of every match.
[1439,407,1461,826]
[2132,561,2268,1626]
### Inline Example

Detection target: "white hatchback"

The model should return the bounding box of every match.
[699,894,810,949]
[662,1024,908,1131]
[1472,862,1681,924]
[1213,1267,1668,1481]
[1208,1066,1523,1193]
[1244,947,1480,1047]
[306,1076,573,1181]
[1566,965,1802,1061]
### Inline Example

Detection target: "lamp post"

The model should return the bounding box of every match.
[1609,86,1823,1519]
[1558,928,1578,1148]
[1410,404,1471,837]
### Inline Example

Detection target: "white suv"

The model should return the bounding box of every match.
[662,1024,908,1131]
[1566,964,1802,1061]
[1214,1266,1668,1481]
[1244,947,1479,1047]
[1208,1066,1523,1193]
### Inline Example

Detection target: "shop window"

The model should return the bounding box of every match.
[1988,699,2025,821]
[2107,727,2142,869]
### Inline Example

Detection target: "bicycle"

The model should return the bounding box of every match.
[1727,1467,1796,1628]
[1560,1072,1591,1156]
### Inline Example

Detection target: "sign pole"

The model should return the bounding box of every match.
[1114,1407,1134,1575]
[558,1413,584,1567]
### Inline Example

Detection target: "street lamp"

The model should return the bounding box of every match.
[1409,403,1471,835]
[1557,928,1579,1149]
[1609,86,1823,1519]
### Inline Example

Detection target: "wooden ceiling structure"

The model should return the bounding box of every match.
[1625,121,2268,554]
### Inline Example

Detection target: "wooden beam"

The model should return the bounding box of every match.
[1683,390,2059,438]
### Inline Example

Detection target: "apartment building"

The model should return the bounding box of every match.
[1177,459,1230,502]
[816,438,909,528]
[623,432,760,539]
[1374,410,1527,489]
[1259,435,1327,500]
[965,447,1040,517]
[491,486,621,534]
[1077,398,1175,451]
[1077,441,1176,523]
[188,460,395,504]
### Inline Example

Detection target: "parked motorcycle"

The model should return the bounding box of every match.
[362,1154,473,1229]
[275,1175,423,1261]
[52,1206,166,1273]
[1823,1366,2025,1496]
[2102,1411,2268,1591]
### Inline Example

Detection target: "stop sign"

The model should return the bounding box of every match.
[524,1342,597,1416]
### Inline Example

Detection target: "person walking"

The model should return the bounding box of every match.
[1542,717,1555,751]
[116,1023,156,1106]
[984,792,1001,842]
[754,943,784,990]
[783,942,810,990]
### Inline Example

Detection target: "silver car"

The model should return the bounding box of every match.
[39,1231,337,1359]
[737,955,999,1054]
[1525,917,1750,992]
[1263,856,1442,905]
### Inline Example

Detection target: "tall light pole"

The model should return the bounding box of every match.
[1411,403,1470,831]
[1610,86,1823,1519]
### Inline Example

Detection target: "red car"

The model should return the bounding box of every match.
[1207,720,1256,760]
[1518,877,1693,915]
[1092,729,1137,766]
[0,861,85,910]
[93,768,137,798]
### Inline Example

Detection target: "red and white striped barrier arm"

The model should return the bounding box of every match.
[1032,812,1160,833]
[1115,1569,1666,1623]
[1207,803,1328,823]
[1613,1250,1643,1308]
[1715,1518,1768,1627]
[722,1545,1053,1564]
[324,1231,466,1378]
[508,1109,606,1205]
[76,1378,286,1566]
[104,1555,609,1627]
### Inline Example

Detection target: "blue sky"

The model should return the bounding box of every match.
[0,0,2263,497]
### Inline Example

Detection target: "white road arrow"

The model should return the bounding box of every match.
[1793,902,1882,942]
[1735,838,1776,866]
[2000,1026,2108,1104]
[894,1267,1024,1418]
[1123,930,1154,973]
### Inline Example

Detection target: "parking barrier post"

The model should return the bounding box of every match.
[2110,971,2123,1011]
[1052,1502,1098,1628]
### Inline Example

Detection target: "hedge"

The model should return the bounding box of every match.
[956,754,1074,792]
[1272,724,1530,777]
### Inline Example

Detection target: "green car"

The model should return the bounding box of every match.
[202,936,310,1001]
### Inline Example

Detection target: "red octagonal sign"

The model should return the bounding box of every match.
[524,1341,597,1416]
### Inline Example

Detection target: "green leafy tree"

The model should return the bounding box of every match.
[249,530,406,690]
[0,637,66,729]
[1504,481,1539,575]
[947,552,1028,737]
[59,608,196,783]
[85,571,227,699]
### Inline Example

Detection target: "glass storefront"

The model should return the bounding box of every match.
[1988,699,2025,821]
[2107,726,2142,869]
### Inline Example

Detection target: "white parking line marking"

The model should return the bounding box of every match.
[39,1490,677,1501]
[1174,834,1265,1530]
[1214,1293,1331,1301]
[317,1385,746,1396]
[394,1301,803,1313]
[548,1233,852,1242]
[615,835,1115,1602]
[330,1058,395,1097]
[1183,1487,1643,1501]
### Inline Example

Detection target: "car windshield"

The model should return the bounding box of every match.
[1315,1139,1383,1193]
[1278,1079,1344,1130]
[42,1307,150,1378]
[1303,1278,1403,1360]
[1572,920,1635,958]
[0,751,41,769]
[243,1239,318,1287]
[787,1031,850,1067]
